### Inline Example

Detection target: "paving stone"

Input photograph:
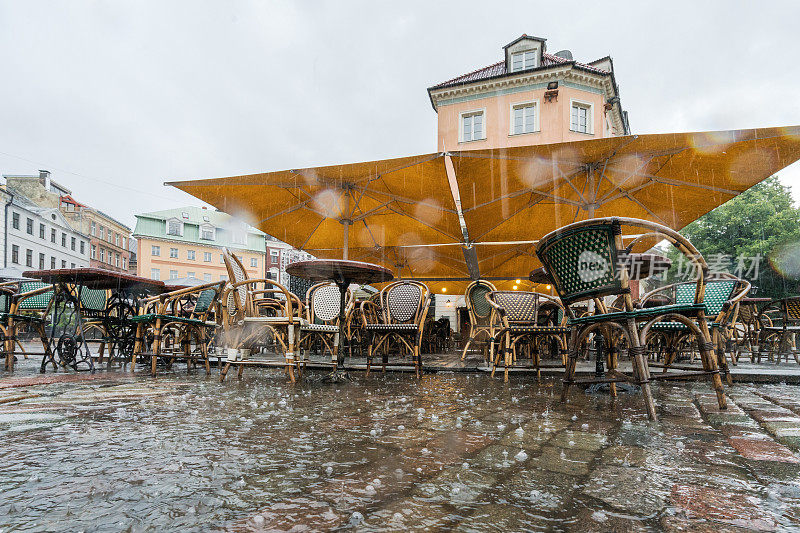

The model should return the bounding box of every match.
[670,483,778,531]
[498,426,546,452]
[469,444,528,473]
[527,445,595,476]
[581,464,667,516]
[728,436,800,464]
[598,445,651,468]
[571,507,651,532]
[227,497,346,532]
[707,413,759,427]
[548,429,608,452]
[452,503,564,532]
[413,464,496,508]
[361,498,457,531]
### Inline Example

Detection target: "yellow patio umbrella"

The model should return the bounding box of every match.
[167,125,800,287]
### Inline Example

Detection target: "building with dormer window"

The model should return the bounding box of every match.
[427,34,630,151]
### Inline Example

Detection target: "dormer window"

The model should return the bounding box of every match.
[511,50,537,72]
[166,218,184,236]
[200,223,216,241]
[181,211,189,219]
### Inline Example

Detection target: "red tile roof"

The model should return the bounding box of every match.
[430,53,609,90]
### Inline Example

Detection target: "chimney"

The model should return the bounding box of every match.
[39,170,51,190]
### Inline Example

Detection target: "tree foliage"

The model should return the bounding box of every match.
[666,176,800,298]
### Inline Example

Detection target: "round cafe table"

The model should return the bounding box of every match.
[286,259,394,380]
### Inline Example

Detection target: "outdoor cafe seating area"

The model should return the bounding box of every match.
[1,216,799,423]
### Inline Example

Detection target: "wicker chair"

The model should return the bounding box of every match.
[641,274,750,384]
[486,290,568,382]
[2,281,54,372]
[131,282,224,376]
[362,280,430,377]
[460,280,497,361]
[536,217,727,421]
[758,297,800,364]
[219,249,300,382]
[297,282,352,370]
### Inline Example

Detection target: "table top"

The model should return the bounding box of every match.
[286,259,394,285]
[25,268,166,291]
[528,267,550,284]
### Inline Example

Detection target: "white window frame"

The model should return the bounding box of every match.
[166,218,184,237]
[510,50,537,72]
[509,100,540,136]
[169,270,179,279]
[151,268,160,281]
[200,223,216,241]
[187,250,196,260]
[459,108,486,143]
[169,247,178,259]
[570,99,594,135]
[203,252,212,262]
[203,273,212,282]
[250,257,258,268]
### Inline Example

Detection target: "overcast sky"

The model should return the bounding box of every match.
[0,0,799,230]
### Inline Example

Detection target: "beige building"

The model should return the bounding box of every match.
[133,206,271,282]
[428,34,630,151]
[61,195,132,272]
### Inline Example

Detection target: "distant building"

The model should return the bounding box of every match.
[60,195,132,272]
[133,206,276,282]
[2,171,90,271]
[428,34,630,151]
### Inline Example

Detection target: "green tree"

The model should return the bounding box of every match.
[665,176,800,298]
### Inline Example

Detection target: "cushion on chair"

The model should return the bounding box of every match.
[301,323,339,332]
[131,313,205,326]
[364,323,419,331]
[507,325,568,333]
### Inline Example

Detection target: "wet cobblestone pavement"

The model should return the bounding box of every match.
[1,355,800,531]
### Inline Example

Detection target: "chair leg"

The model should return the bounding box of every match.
[237,364,244,380]
[461,325,474,361]
[713,329,733,386]
[220,362,231,382]
[697,319,727,410]
[561,330,579,403]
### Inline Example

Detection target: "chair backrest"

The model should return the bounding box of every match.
[382,281,428,324]
[194,288,216,315]
[17,281,53,311]
[308,283,344,323]
[465,280,496,322]
[488,291,541,323]
[675,279,737,317]
[536,221,623,305]
[80,288,108,312]
[785,297,800,321]
[222,249,250,316]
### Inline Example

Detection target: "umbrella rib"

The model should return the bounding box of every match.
[383,204,462,242]
[471,195,547,243]
[299,218,326,250]
[596,156,656,203]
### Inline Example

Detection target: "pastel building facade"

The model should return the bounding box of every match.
[133,206,271,282]
[428,34,630,152]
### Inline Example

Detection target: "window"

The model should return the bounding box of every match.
[511,50,537,72]
[187,250,196,260]
[151,268,160,280]
[61,260,66,268]
[220,274,228,281]
[187,271,195,278]
[510,101,539,135]
[80,241,85,254]
[108,231,113,243]
[232,230,247,245]
[169,270,178,279]
[25,249,32,267]
[460,110,485,142]
[203,252,212,262]
[169,248,178,258]
[167,219,183,236]
[91,245,97,259]
[50,256,56,269]
[71,237,76,251]
[26,218,33,235]
[270,250,279,264]
[39,223,45,239]
[203,273,212,282]
[100,249,105,263]
[250,257,258,268]
[570,101,592,134]
[115,234,120,246]
[200,224,215,241]
[51,228,56,243]
[61,233,66,247]
[151,245,160,256]
[122,237,126,249]
[181,211,189,219]
[38,253,45,269]
[99,226,104,240]
[122,258,127,270]
[220,254,225,264]
[90,221,96,236]
[115,254,120,267]
[11,212,19,230]
[11,245,18,264]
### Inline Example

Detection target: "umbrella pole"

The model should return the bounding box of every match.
[342,222,349,260]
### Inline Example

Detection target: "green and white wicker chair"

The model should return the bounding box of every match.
[460,280,497,361]
[536,217,727,421]
[131,282,224,376]
[641,274,750,383]
[2,281,54,372]
[485,290,568,382]
[363,280,430,378]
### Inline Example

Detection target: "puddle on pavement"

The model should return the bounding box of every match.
[0,371,799,531]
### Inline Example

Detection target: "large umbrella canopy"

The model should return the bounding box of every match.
[167,153,465,260]
[168,126,800,291]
